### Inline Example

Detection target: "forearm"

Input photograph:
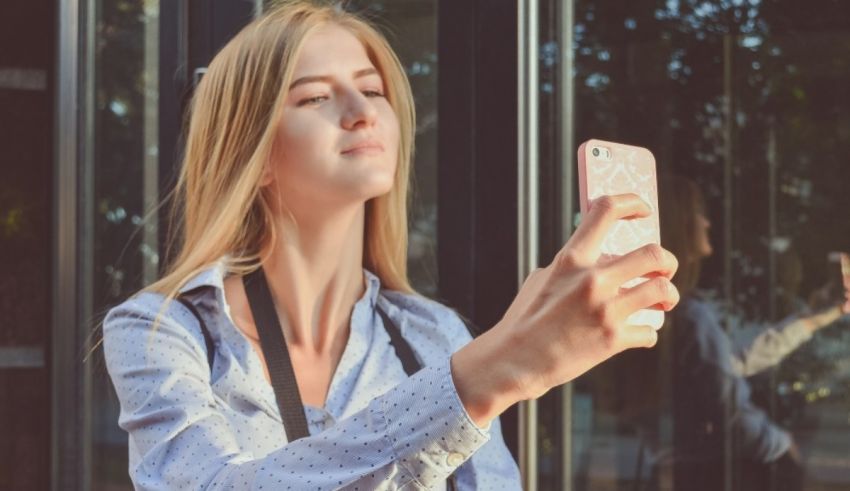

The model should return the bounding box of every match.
[799,305,843,334]
[733,319,812,376]
[450,326,528,428]
[124,359,492,490]
[731,306,844,377]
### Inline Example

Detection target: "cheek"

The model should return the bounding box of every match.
[272,118,333,177]
[277,117,325,157]
[380,107,401,155]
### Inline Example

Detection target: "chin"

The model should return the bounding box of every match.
[344,175,395,203]
[367,180,395,200]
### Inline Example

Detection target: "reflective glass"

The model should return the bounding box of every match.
[89,1,159,489]
[552,1,850,490]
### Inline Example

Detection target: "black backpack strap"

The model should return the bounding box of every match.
[243,267,311,442]
[375,304,422,376]
[176,295,216,371]
[374,296,481,378]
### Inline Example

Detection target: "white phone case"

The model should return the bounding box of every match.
[578,138,664,329]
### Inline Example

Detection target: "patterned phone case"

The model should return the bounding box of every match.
[577,139,664,329]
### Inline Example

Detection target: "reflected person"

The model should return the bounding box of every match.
[658,174,849,491]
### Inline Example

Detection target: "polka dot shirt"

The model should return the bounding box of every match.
[102,259,521,490]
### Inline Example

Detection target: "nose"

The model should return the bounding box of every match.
[341,89,378,130]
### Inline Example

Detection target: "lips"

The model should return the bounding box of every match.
[341,139,384,154]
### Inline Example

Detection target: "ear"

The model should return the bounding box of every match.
[259,166,274,187]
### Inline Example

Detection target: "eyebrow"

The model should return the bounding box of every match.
[288,67,380,90]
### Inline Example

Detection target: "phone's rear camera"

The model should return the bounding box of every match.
[592,148,600,157]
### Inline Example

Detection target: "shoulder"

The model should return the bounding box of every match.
[674,295,731,356]
[676,296,723,333]
[102,290,210,361]
[104,290,192,328]
[678,294,713,319]
[378,289,475,354]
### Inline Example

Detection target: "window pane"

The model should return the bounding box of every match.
[89,1,159,489]
[558,1,850,490]
[348,0,440,297]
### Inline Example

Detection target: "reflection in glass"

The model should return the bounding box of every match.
[90,1,159,489]
[562,1,850,490]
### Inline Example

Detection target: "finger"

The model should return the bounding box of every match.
[563,194,652,264]
[610,277,680,320]
[601,243,678,287]
[618,324,659,349]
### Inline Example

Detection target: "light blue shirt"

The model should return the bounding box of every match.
[673,296,791,463]
[103,258,521,490]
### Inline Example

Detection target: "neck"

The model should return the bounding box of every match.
[263,203,367,355]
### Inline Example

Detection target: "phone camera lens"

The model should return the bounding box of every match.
[592,148,600,157]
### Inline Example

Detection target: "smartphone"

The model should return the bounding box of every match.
[577,138,664,329]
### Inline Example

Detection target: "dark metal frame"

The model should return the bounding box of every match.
[53,0,92,489]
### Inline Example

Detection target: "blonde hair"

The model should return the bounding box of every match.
[658,173,706,299]
[140,0,418,325]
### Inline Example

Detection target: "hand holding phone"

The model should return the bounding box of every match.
[578,139,664,329]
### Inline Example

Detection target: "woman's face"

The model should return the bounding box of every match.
[265,23,400,215]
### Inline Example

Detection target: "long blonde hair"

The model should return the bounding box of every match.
[145,1,418,320]
[658,173,706,299]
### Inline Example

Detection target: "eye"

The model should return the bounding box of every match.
[297,95,329,107]
[362,89,385,98]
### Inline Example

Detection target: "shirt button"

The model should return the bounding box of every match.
[447,452,465,467]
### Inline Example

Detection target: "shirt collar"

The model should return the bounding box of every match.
[177,257,381,309]
[177,257,228,294]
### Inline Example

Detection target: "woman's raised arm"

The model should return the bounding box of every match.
[104,297,495,490]
[451,193,681,427]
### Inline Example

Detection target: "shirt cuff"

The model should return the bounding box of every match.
[763,426,793,463]
[379,357,492,488]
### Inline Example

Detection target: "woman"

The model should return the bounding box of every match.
[658,174,849,491]
[102,2,680,489]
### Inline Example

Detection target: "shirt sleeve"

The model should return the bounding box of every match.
[377,290,522,489]
[729,317,812,377]
[438,308,522,489]
[103,294,493,491]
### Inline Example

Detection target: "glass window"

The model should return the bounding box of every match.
[541,1,850,490]
[89,1,159,489]
[347,0,440,296]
